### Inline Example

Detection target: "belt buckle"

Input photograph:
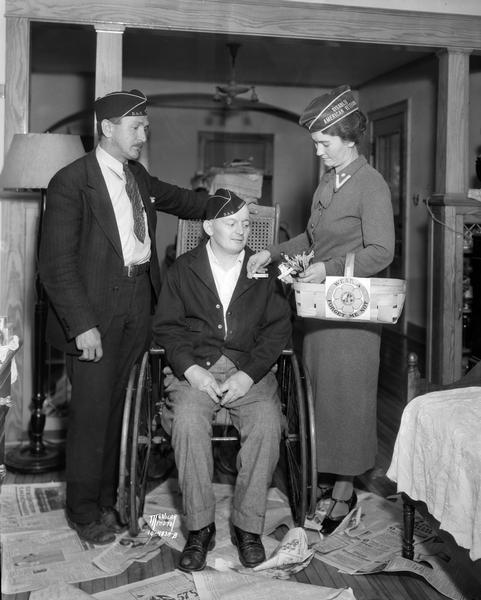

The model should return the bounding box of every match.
[127,264,134,277]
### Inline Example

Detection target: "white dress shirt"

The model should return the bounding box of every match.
[96,146,151,266]
[206,241,244,335]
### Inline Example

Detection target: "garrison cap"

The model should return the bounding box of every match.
[299,85,359,133]
[205,188,246,220]
[94,89,147,121]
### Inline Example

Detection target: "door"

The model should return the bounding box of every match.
[369,102,408,283]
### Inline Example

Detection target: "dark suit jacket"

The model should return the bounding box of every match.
[39,150,208,354]
[152,242,292,383]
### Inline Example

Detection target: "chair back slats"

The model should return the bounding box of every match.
[175,204,280,258]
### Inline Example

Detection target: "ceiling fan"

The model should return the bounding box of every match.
[213,42,258,106]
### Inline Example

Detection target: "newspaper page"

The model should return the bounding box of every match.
[30,582,96,600]
[312,492,470,600]
[0,482,68,532]
[253,527,314,577]
[93,521,166,573]
[93,570,197,599]
[1,529,106,594]
[193,568,357,600]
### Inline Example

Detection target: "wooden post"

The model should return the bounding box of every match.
[1,17,32,442]
[435,49,471,196]
[94,24,125,100]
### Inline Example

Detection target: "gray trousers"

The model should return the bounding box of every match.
[161,356,281,533]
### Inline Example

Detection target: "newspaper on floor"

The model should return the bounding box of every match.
[253,526,314,577]
[92,570,196,599]
[0,482,68,532]
[143,479,292,570]
[93,520,165,573]
[312,491,470,600]
[1,529,106,594]
[30,582,96,600]
[193,567,357,600]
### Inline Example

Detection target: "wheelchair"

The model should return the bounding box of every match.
[117,207,317,535]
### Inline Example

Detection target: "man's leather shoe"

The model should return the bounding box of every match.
[100,506,127,533]
[68,518,115,545]
[231,525,266,568]
[178,523,216,572]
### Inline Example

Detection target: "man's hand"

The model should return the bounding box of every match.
[184,365,222,402]
[298,261,326,283]
[75,327,103,362]
[246,250,271,278]
[220,371,253,406]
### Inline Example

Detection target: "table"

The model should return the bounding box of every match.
[387,386,481,561]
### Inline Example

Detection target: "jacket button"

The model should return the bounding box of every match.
[206,361,211,367]
[216,304,221,309]
[217,324,222,329]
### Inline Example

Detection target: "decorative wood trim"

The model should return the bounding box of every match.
[95,25,125,101]
[4,17,29,150]
[5,0,481,50]
[435,49,471,195]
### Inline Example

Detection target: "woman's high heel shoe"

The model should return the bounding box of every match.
[320,491,358,535]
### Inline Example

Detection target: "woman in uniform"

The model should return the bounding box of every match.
[248,85,395,534]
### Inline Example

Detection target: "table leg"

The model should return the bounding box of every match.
[402,493,415,560]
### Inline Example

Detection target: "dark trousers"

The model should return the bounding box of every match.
[65,272,151,524]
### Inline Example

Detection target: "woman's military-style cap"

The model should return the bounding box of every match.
[94,89,147,121]
[299,85,359,133]
[205,188,246,220]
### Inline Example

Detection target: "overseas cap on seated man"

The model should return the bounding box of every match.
[203,189,249,257]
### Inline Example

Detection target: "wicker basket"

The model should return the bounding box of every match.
[293,253,406,324]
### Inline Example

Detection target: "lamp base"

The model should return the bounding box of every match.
[5,441,65,474]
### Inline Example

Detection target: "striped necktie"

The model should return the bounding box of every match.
[123,163,146,242]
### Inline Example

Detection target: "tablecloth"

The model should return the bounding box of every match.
[387,386,481,561]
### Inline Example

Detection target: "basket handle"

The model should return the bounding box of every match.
[344,253,355,277]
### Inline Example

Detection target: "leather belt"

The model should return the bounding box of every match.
[123,262,150,277]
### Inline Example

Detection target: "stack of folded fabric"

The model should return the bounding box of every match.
[207,160,263,205]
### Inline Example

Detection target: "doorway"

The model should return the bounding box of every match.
[369,101,408,283]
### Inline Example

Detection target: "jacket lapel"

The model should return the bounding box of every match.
[230,251,257,304]
[187,244,220,299]
[85,152,123,258]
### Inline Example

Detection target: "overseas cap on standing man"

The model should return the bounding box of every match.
[94,89,148,122]
[299,84,359,133]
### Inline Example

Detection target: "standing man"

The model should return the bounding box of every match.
[153,189,291,571]
[39,89,209,545]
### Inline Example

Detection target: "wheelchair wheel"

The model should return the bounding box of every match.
[118,351,152,535]
[278,350,317,526]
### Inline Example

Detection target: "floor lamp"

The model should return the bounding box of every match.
[0,133,85,473]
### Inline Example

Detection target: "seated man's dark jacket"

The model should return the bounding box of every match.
[153,241,292,383]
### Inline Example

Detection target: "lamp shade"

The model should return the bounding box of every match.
[0,133,85,190]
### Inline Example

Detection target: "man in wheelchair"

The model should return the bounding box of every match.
[152,189,291,572]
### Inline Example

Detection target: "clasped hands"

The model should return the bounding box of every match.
[184,364,253,405]
[246,250,326,283]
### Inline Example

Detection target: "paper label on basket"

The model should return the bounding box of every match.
[324,276,371,320]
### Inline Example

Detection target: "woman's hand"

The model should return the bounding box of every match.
[247,250,271,278]
[298,261,327,283]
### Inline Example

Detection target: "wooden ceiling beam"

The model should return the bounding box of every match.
[5,0,481,51]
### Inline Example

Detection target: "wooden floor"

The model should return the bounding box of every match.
[2,363,481,599]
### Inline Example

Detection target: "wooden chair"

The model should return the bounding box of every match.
[394,352,481,560]
[175,203,280,256]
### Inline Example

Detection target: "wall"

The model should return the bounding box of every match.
[30,74,321,266]
[360,57,438,330]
